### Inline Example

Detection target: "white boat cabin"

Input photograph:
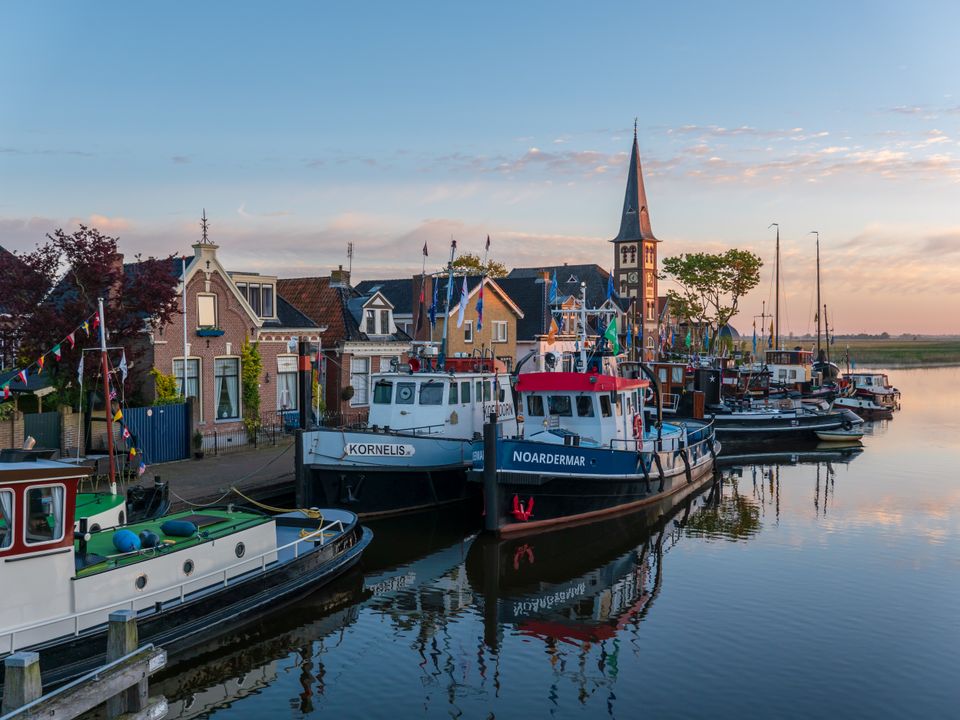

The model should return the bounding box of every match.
[516,372,650,448]
[368,357,516,439]
[763,350,813,386]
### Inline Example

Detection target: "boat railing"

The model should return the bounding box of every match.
[660,394,680,412]
[0,516,347,655]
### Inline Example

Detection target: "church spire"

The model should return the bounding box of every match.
[612,126,657,242]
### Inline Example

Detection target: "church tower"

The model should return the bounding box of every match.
[611,124,659,361]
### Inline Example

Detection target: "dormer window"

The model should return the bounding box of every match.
[361,293,394,335]
[235,279,276,319]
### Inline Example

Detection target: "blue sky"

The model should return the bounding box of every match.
[2,1,959,333]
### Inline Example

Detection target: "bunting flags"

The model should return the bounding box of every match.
[547,316,558,345]
[118,351,128,383]
[122,427,131,440]
[53,344,61,361]
[92,314,99,331]
[138,460,146,476]
[113,409,123,422]
[685,329,692,348]
[18,369,27,385]
[456,276,468,328]
[129,447,137,458]
[82,320,89,336]
[36,355,44,374]
[2,385,9,400]
[67,332,75,349]
[604,316,620,354]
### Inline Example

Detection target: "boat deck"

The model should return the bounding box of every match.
[76,508,271,577]
[74,493,125,522]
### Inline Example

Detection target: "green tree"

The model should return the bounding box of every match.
[240,339,263,440]
[151,368,182,405]
[661,249,763,353]
[450,252,507,278]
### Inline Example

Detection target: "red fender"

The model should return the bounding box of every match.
[511,495,535,521]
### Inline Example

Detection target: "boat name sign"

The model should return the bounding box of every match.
[344,442,416,457]
[512,450,586,467]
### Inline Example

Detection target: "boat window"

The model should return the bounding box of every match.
[658,368,667,383]
[448,382,459,404]
[672,367,684,383]
[475,381,482,401]
[498,387,506,402]
[599,395,612,417]
[483,382,492,402]
[548,395,573,417]
[576,396,595,417]
[419,382,444,406]
[778,369,788,379]
[0,489,12,549]
[373,380,393,404]
[461,381,471,403]
[789,369,797,379]
[614,394,622,416]
[24,485,65,545]
[527,395,545,416]
[396,382,416,405]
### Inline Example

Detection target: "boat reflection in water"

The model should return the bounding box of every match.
[467,473,719,653]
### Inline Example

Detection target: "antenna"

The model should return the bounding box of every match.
[347,242,354,274]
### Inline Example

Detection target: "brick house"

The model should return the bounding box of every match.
[277,269,411,422]
[137,239,322,438]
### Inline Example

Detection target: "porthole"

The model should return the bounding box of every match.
[118,511,126,526]
[135,574,148,591]
[89,523,101,533]
[235,542,246,558]
[183,559,195,576]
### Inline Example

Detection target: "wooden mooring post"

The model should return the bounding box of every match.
[1,612,167,720]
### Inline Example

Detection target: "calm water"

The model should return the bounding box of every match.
[154,366,960,719]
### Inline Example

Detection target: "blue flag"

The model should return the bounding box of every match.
[429,277,438,328]
[475,278,484,330]
[606,272,614,301]
[549,271,558,304]
[752,325,757,354]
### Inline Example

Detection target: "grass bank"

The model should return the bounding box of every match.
[827,338,960,367]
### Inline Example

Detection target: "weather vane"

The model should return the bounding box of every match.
[200,209,211,244]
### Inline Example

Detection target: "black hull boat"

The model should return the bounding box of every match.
[704,405,857,442]
[1,512,370,692]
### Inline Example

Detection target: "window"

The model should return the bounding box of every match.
[463,321,473,343]
[248,283,262,315]
[380,356,400,373]
[350,358,370,406]
[172,358,200,406]
[396,382,416,404]
[483,382,492,402]
[24,485,65,545]
[615,394,623,416]
[448,382,458,404]
[492,321,508,343]
[197,294,217,328]
[548,395,572,416]
[214,358,240,419]
[277,355,298,411]
[366,310,376,335]
[672,367,684,383]
[0,489,12,549]
[380,310,390,334]
[526,395,545,416]
[373,380,393,404]
[262,285,274,317]
[599,395,612,417]
[658,368,668,384]
[576,396,595,417]
[460,381,471,403]
[476,381,482,401]
[419,382,443,405]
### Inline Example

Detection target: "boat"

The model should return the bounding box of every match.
[844,372,900,410]
[815,429,864,442]
[0,299,372,693]
[470,288,718,536]
[833,393,894,419]
[0,456,371,692]
[296,243,518,517]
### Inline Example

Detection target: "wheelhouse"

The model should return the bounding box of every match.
[764,349,813,386]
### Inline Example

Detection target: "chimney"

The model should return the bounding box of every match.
[330,264,350,288]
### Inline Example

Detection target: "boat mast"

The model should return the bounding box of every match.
[823,304,831,364]
[439,239,457,369]
[811,231,821,359]
[769,223,780,350]
[98,297,117,496]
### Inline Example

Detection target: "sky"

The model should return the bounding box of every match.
[1,1,959,335]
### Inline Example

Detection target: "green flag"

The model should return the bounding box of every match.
[685,329,692,348]
[604,316,621,354]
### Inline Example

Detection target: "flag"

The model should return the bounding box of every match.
[53,344,61,361]
[752,322,757,354]
[485,234,491,252]
[704,326,710,350]
[109,388,117,400]
[113,409,123,422]
[606,272,614,301]
[769,320,774,348]
[138,460,146,476]
[36,355,44,374]
[626,323,633,349]
[549,271,558,304]
[66,332,75,349]
[604,316,620,354]
[17,369,27,385]
[122,427,131,440]
[456,276,468,328]
[2,384,9,400]
[415,278,425,336]
[129,447,136,457]
[118,351,128,383]
[475,278,485,330]
[671,328,676,347]
[82,320,89,336]
[422,241,428,258]
[429,276,438,328]
[92,313,99,330]
[77,354,84,383]
[685,329,692,348]
[547,316,558,345]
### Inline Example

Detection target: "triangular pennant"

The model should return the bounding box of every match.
[113,409,123,422]
[36,355,45,374]
[82,321,89,336]
[2,384,9,400]
[129,447,137,457]
[138,460,147,476]
[66,332,75,349]
[92,314,100,330]
[53,344,62,361]
[18,369,27,385]
[122,427,131,440]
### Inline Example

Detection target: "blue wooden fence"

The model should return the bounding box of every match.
[123,403,189,464]
[23,411,61,450]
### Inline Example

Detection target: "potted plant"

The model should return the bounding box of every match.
[340,385,355,403]
[192,429,205,459]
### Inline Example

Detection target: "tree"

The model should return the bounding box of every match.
[450,252,507,278]
[240,339,262,440]
[0,225,181,403]
[661,249,763,353]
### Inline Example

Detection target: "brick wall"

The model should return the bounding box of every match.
[59,406,84,456]
[0,410,24,450]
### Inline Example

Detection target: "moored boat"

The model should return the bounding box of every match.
[815,429,864,442]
